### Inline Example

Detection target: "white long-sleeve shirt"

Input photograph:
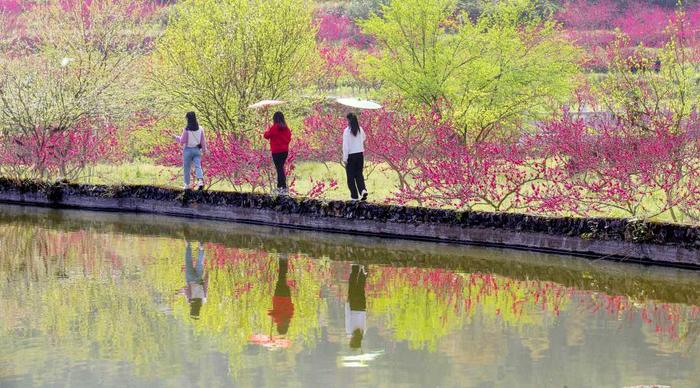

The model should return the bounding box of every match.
[345,303,367,336]
[342,127,366,163]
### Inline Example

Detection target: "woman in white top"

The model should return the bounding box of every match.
[342,113,368,201]
[173,111,207,190]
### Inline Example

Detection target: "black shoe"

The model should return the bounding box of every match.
[360,190,368,201]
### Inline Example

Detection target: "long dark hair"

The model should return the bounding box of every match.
[346,113,360,136]
[273,111,287,129]
[185,111,199,131]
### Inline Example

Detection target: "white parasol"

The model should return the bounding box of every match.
[335,98,382,110]
[248,100,286,110]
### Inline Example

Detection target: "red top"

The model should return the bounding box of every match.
[269,296,294,324]
[264,123,292,153]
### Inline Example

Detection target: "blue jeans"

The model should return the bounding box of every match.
[185,242,205,284]
[183,147,203,186]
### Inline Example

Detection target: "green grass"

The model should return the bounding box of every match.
[292,161,398,201]
[84,161,400,202]
[87,163,179,187]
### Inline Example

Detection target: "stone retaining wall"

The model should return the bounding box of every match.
[1,178,698,268]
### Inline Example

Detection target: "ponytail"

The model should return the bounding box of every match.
[346,113,360,136]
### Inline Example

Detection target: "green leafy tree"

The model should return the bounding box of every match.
[344,0,391,19]
[360,0,580,142]
[151,0,318,134]
[457,0,561,18]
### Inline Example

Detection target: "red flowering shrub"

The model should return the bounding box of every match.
[0,120,126,180]
[393,121,547,211]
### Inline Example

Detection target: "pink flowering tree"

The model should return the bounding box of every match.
[598,11,698,136]
[526,10,700,220]
[314,10,378,94]
[0,119,127,180]
[299,101,438,192]
[557,1,700,71]
[556,0,619,31]
[0,0,158,180]
[393,121,547,211]
[613,3,676,47]
[363,102,442,192]
[532,10,700,220]
[315,11,373,49]
[297,105,347,166]
[528,109,700,219]
[316,43,359,90]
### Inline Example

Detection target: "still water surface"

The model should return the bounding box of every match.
[1,205,699,387]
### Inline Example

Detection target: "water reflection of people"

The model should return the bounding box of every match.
[179,241,208,319]
[268,255,294,335]
[346,264,367,349]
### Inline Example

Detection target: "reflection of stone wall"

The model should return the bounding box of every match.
[1,178,699,268]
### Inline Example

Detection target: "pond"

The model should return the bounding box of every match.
[0,204,699,387]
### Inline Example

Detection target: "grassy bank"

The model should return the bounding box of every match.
[84,161,399,202]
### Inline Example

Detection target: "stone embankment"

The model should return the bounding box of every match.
[0,178,698,269]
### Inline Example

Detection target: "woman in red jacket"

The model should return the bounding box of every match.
[264,111,292,195]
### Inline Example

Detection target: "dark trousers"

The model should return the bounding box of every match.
[272,152,288,189]
[345,152,366,199]
[348,264,367,311]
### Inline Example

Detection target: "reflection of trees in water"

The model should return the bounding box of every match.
[366,267,572,351]
[365,266,700,353]
[1,225,698,383]
[0,226,179,379]
[0,225,122,283]
[0,227,331,379]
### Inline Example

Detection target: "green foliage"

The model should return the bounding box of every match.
[151,0,318,134]
[343,0,391,19]
[457,0,561,18]
[369,269,570,350]
[359,0,580,141]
